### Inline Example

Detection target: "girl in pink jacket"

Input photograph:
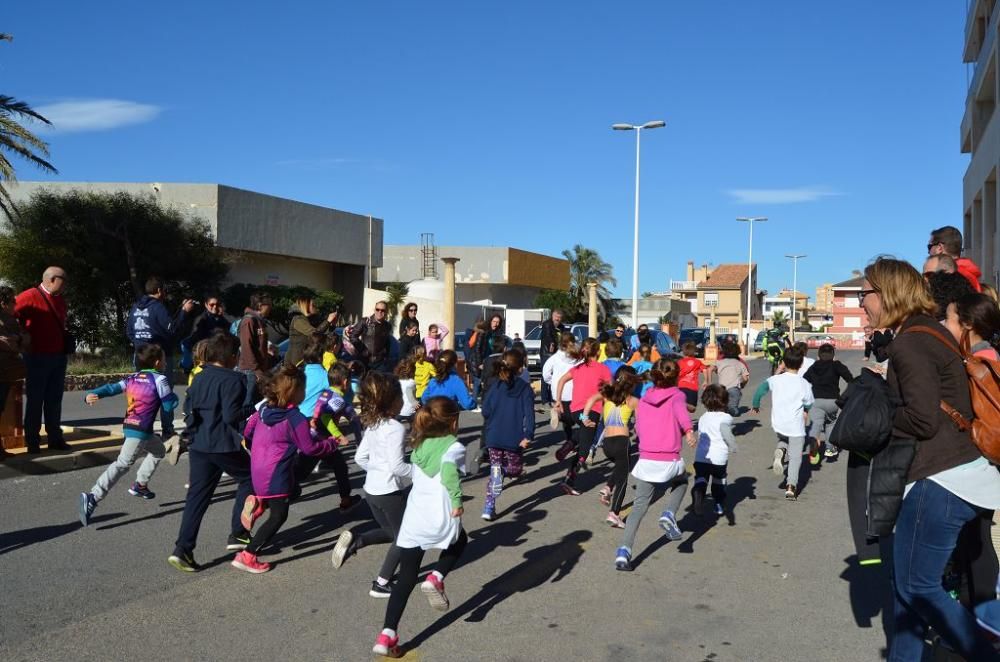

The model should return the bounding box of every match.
[423,323,449,362]
[614,358,695,572]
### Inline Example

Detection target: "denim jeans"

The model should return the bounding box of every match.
[23,353,67,448]
[889,479,998,661]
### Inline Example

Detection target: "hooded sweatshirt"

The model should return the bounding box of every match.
[635,386,692,462]
[542,351,581,403]
[482,376,536,450]
[421,372,476,410]
[127,294,188,354]
[803,358,853,400]
[245,405,338,498]
[956,257,983,293]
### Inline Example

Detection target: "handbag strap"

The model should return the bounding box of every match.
[36,286,67,331]
[902,325,972,431]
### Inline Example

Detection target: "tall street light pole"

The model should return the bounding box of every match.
[786,254,806,341]
[613,120,666,329]
[736,216,767,351]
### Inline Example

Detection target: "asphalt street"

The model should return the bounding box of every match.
[0,351,891,661]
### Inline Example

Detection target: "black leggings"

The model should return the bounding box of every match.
[355,490,408,581]
[246,497,290,554]
[603,435,631,514]
[565,410,599,486]
[692,461,728,505]
[558,400,575,442]
[294,451,352,499]
[384,529,468,631]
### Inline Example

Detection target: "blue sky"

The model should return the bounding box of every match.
[4,2,969,300]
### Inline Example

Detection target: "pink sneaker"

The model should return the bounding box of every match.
[372,632,400,656]
[561,482,581,497]
[598,486,612,506]
[420,573,450,611]
[555,439,576,461]
[231,550,271,574]
[240,495,265,532]
[606,512,625,528]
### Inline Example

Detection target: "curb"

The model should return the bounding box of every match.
[0,429,125,480]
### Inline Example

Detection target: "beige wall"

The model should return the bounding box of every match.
[226,251,333,291]
[695,290,743,327]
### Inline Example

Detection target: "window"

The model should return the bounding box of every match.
[844,316,862,328]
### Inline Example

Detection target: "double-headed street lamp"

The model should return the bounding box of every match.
[737,216,767,351]
[613,120,666,329]
[786,254,807,341]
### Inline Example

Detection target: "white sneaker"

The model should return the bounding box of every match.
[772,448,785,476]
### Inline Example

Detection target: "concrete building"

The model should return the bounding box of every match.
[668,261,762,330]
[763,289,810,327]
[815,283,834,313]
[615,296,695,329]
[374,245,569,309]
[828,275,869,335]
[10,181,383,316]
[962,0,1000,287]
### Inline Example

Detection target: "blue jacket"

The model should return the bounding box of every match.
[127,295,189,355]
[482,376,535,450]
[299,363,330,417]
[184,364,251,453]
[421,372,476,410]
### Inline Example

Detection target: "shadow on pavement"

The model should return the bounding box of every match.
[840,554,893,652]
[1,512,125,555]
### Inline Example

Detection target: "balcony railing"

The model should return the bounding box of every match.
[669,279,699,291]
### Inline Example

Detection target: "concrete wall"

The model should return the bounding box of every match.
[376,245,568,291]
[226,251,334,291]
[455,283,545,309]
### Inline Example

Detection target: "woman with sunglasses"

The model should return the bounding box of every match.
[398,303,421,341]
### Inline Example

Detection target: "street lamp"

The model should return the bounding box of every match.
[785,254,807,341]
[613,119,666,329]
[736,216,767,351]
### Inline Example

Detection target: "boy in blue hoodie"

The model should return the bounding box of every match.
[126,276,195,437]
[480,350,534,520]
[78,343,178,526]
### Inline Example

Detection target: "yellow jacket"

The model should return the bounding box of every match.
[415,359,435,398]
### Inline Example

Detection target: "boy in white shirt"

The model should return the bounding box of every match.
[751,345,814,500]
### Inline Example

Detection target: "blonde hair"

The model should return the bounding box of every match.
[982,283,999,304]
[864,256,935,328]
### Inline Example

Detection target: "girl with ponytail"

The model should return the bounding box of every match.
[420,349,475,410]
[480,350,534,520]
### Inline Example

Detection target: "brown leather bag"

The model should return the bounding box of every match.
[905,325,1000,464]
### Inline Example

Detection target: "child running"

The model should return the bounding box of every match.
[583,366,640,528]
[554,338,612,496]
[480,350,534,521]
[710,340,750,417]
[751,345,814,500]
[308,362,363,511]
[677,342,706,413]
[630,344,654,396]
[614,359,694,571]
[602,338,627,379]
[692,385,736,516]
[542,335,581,449]
[421,349,476,410]
[802,343,853,460]
[394,357,419,425]
[78,343,177,525]
[331,372,411,598]
[235,366,340,573]
[413,345,435,400]
[372,397,469,657]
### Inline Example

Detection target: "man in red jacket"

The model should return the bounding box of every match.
[928,225,983,292]
[14,267,72,454]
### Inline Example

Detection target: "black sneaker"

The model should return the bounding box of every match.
[167,550,202,573]
[369,580,393,598]
[78,492,97,526]
[227,532,252,551]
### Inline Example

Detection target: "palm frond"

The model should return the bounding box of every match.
[0,95,52,125]
[0,134,56,173]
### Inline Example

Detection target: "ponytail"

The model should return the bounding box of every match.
[496,349,525,385]
[434,349,458,382]
[647,358,680,389]
[580,337,601,365]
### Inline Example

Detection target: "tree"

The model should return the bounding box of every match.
[0,188,229,350]
[771,310,787,327]
[561,244,618,324]
[0,34,57,218]
[534,289,578,317]
[384,281,409,324]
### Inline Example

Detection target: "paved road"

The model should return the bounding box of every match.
[0,352,890,661]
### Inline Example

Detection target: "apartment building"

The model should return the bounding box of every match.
[962,0,1000,287]
[815,283,834,313]
[668,261,761,330]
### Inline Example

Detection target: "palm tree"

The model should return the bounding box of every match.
[561,244,617,323]
[384,281,409,325]
[1,33,57,218]
[771,310,787,327]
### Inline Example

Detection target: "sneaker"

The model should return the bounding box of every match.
[231,550,271,574]
[824,446,840,459]
[606,512,625,529]
[372,632,400,656]
[785,485,797,501]
[167,551,201,573]
[714,503,725,516]
[614,546,632,572]
[240,495,266,532]
[369,580,394,599]
[78,492,97,526]
[128,482,156,499]
[560,482,581,497]
[772,448,786,475]
[331,530,354,569]
[339,494,362,512]
[555,439,576,462]
[598,486,612,507]
[164,434,182,466]
[226,532,252,551]
[420,573,450,611]
[481,508,495,522]
[658,510,683,541]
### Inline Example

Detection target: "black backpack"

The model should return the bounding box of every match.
[829,368,895,455]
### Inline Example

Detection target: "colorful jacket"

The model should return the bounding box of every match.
[421,372,476,410]
[89,370,178,439]
[635,386,692,463]
[245,405,338,497]
[311,386,363,442]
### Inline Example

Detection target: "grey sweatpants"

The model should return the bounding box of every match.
[777,434,805,489]
[808,398,839,443]
[91,434,165,501]
[726,387,743,417]
[620,475,688,552]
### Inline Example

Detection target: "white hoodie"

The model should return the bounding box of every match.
[542,351,581,402]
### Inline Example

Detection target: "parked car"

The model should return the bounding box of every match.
[678,328,710,357]
[805,334,835,349]
[623,328,682,360]
[753,330,766,352]
[716,333,739,349]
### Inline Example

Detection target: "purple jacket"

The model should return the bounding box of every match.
[635,386,692,463]
[245,405,337,498]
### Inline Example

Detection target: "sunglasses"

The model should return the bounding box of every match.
[927,241,942,252]
[375,308,387,313]
[857,289,878,304]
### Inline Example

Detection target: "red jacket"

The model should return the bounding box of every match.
[14,286,67,355]
[955,257,983,293]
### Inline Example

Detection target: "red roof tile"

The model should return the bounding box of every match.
[697,263,754,289]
